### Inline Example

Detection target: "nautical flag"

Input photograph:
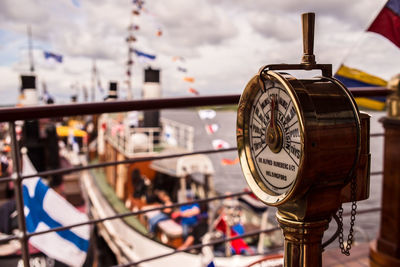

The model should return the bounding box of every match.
[133,49,156,60]
[126,35,137,42]
[22,152,89,266]
[172,56,185,62]
[368,0,400,48]
[177,66,187,72]
[189,88,199,95]
[212,139,230,150]
[128,24,140,31]
[132,0,144,10]
[198,109,216,120]
[43,51,63,63]
[221,157,239,166]
[163,125,177,146]
[335,64,388,110]
[205,123,219,135]
[201,233,215,267]
[71,0,80,8]
[215,218,250,255]
[183,77,195,83]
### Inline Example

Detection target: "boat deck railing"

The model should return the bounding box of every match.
[103,115,194,157]
[0,87,391,267]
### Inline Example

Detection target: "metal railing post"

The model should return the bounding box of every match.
[9,121,30,267]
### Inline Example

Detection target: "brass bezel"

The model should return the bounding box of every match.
[237,71,306,206]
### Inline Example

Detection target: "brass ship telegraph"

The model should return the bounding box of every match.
[237,13,370,267]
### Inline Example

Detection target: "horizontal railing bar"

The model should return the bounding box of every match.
[115,206,384,266]
[0,234,19,244]
[1,154,386,186]
[0,95,240,122]
[114,227,282,267]
[0,87,391,122]
[370,133,384,137]
[348,87,392,97]
[0,147,237,183]
[0,206,382,244]
[27,191,251,238]
[0,149,386,184]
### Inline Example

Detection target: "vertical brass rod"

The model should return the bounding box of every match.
[277,213,329,267]
[301,12,316,65]
[9,121,30,267]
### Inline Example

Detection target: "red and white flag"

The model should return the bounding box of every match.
[198,109,216,120]
[205,124,219,135]
[212,139,230,150]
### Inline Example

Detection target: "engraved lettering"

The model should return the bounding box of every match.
[258,157,273,165]
[253,125,261,135]
[290,145,300,159]
[288,127,299,138]
[266,171,287,181]
[285,106,296,124]
[279,97,288,109]
[254,141,263,150]
[273,160,296,171]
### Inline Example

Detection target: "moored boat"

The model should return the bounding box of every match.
[81,68,284,266]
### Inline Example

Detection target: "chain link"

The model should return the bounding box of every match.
[337,175,357,256]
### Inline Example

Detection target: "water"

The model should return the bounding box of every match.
[162,109,385,244]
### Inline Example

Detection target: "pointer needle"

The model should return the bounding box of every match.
[267,95,282,153]
[270,97,275,128]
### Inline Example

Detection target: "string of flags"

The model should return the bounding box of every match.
[198,108,238,166]
[171,55,201,95]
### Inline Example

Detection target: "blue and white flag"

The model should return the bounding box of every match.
[71,0,80,8]
[22,152,89,266]
[43,51,63,63]
[133,49,156,61]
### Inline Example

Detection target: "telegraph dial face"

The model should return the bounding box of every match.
[237,72,304,205]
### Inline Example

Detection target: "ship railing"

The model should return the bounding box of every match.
[102,113,194,157]
[103,114,161,156]
[0,87,391,266]
[160,117,194,152]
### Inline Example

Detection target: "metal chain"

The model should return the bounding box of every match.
[337,175,357,256]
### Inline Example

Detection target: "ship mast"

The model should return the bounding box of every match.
[126,15,135,100]
[91,59,97,102]
[27,25,35,73]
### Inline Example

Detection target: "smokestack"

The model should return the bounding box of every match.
[143,68,161,128]
[105,81,118,101]
[19,74,38,106]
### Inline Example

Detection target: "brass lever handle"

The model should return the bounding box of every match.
[301,12,316,65]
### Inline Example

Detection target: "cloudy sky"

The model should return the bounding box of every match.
[0,0,398,105]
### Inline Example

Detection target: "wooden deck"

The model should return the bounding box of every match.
[323,242,369,266]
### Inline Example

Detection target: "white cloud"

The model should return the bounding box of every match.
[0,0,398,104]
